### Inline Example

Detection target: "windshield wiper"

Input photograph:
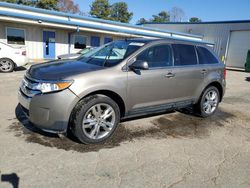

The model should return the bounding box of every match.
[102,44,114,67]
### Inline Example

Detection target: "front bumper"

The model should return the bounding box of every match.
[18,88,79,133]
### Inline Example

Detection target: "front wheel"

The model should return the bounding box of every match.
[196,86,220,117]
[71,95,120,144]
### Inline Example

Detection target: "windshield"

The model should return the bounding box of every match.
[77,48,92,55]
[78,40,145,67]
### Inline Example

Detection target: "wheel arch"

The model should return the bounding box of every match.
[77,90,126,118]
[203,81,224,102]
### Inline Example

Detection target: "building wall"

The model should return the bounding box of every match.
[0,21,123,62]
[0,21,45,60]
[68,31,121,54]
[144,22,250,60]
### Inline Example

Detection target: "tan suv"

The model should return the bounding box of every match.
[18,38,226,144]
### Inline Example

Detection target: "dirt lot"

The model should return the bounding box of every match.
[0,69,250,188]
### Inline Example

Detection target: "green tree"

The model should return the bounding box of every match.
[189,17,202,23]
[0,0,17,3]
[90,0,111,20]
[36,0,58,10]
[0,0,35,5]
[110,2,133,23]
[137,18,147,25]
[151,11,170,22]
[1,0,82,13]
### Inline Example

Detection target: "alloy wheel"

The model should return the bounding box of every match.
[82,103,116,140]
[203,90,218,114]
[0,59,13,72]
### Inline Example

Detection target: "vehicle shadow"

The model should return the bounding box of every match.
[11,104,235,153]
[15,66,27,72]
[245,77,250,82]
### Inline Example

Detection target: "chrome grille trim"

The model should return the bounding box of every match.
[20,76,42,98]
[22,77,37,90]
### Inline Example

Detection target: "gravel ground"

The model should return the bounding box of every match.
[0,68,250,188]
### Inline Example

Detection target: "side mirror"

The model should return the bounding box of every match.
[129,60,149,70]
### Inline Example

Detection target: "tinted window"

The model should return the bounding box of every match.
[7,28,25,45]
[137,44,172,68]
[80,40,145,67]
[74,35,87,49]
[172,44,197,66]
[197,46,219,64]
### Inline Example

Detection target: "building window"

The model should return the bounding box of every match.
[104,37,113,44]
[6,27,25,45]
[74,35,87,49]
[91,36,100,47]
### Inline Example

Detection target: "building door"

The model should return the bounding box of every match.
[91,36,100,47]
[43,30,55,59]
[226,30,250,68]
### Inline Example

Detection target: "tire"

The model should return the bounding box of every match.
[195,86,220,118]
[0,58,15,73]
[71,95,120,144]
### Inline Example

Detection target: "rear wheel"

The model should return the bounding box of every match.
[0,58,15,72]
[71,95,120,144]
[196,86,220,117]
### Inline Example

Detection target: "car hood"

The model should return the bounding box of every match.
[28,59,103,80]
[58,53,80,59]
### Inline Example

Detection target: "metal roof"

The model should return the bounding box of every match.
[141,20,250,25]
[0,2,205,42]
[124,38,215,46]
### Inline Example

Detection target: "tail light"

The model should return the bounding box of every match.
[22,51,26,56]
[223,68,227,79]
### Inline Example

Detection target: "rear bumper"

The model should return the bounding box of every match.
[15,57,28,67]
[18,89,79,133]
[221,79,226,100]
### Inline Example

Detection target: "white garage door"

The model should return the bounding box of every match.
[226,30,250,68]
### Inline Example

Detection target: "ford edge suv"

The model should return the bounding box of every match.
[18,38,226,144]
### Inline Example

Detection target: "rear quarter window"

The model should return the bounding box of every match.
[196,46,219,64]
[172,44,197,66]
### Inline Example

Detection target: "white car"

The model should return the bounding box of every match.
[57,47,95,60]
[0,42,28,72]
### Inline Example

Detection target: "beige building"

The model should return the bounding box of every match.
[0,2,203,62]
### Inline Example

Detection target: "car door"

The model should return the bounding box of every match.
[171,43,205,101]
[127,43,177,112]
[0,43,2,57]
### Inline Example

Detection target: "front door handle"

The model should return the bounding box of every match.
[201,69,207,74]
[165,72,175,78]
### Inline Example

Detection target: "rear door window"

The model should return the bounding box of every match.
[137,44,173,68]
[196,46,219,64]
[172,44,197,66]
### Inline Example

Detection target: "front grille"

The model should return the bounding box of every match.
[20,76,41,98]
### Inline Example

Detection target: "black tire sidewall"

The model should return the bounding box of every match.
[199,86,220,117]
[72,95,120,144]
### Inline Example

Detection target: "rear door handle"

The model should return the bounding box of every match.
[165,72,175,78]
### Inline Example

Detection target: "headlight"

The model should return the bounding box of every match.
[33,81,73,93]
